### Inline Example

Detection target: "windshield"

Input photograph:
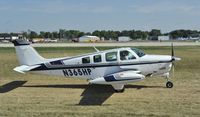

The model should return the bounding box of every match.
[131,48,145,57]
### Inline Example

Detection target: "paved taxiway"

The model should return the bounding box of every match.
[0,42,199,47]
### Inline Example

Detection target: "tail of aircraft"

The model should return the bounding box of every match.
[12,39,45,66]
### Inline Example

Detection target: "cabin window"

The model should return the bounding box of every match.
[120,50,136,60]
[82,57,90,64]
[50,60,63,65]
[93,55,102,63]
[106,52,117,62]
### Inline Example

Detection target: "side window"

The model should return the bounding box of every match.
[82,57,90,64]
[93,55,102,63]
[120,50,136,61]
[106,52,117,62]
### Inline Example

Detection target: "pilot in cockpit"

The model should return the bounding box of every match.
[120,51,129,60]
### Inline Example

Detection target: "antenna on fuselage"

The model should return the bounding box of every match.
[93,46,100,52]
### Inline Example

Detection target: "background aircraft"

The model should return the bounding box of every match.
[12,39,180,92]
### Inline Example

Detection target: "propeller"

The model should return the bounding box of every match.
[171,43,174,58]
[171,43,175,79]
[165,43,176,88]
[166,43,181,88]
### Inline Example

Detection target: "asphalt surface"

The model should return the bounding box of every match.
[0,41,200,47]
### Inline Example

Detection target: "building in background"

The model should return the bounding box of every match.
[0,33,24,42]
[158,36,170,41]
[32,38,45,43]
[118,36,131,42]
[79,36,100,42]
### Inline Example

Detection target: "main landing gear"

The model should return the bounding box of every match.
[112,84,125,93]
[115,87,125,93]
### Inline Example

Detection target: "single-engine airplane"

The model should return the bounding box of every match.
[12,39,180,92]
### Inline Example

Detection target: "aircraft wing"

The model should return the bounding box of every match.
[89,70,145,85]
[13,65,41,74]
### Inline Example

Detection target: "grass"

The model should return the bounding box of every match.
[0,46,200,117]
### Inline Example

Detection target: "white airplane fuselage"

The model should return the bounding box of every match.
[12,39,179,91]
[32,48,172,80]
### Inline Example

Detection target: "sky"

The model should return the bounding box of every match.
[0,0,200,33]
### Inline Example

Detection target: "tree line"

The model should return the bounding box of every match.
[1,29,200,40]
[26,29,161,40]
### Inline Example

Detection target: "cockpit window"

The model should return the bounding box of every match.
[120,50,136,60]
[131,48,145,57]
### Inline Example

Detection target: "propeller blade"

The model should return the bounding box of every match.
[171,43,175,79]
[171,43,175,61]
[171,43,174,57]
[172,61,175,79]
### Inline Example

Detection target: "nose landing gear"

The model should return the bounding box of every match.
[166,81,173,88]
[164,73,173,88]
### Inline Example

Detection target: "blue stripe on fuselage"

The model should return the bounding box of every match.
[31,60,171,71]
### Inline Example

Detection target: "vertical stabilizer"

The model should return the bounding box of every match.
[12,39,45,65]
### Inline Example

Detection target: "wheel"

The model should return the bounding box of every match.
[166,81,173,88]
[115,88,125,93]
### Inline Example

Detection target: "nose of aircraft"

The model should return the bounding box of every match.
[172,57,181,61]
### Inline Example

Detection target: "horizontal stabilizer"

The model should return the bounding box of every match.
[13,65,41,74]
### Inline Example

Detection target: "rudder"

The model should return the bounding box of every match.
[12,39,45,65]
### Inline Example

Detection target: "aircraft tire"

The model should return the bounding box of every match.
[115,88,125,93]
[166,81,173,88]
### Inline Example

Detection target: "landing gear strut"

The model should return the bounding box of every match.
[112,84,125,93]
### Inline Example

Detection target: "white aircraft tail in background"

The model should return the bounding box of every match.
[12,39,181,92]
